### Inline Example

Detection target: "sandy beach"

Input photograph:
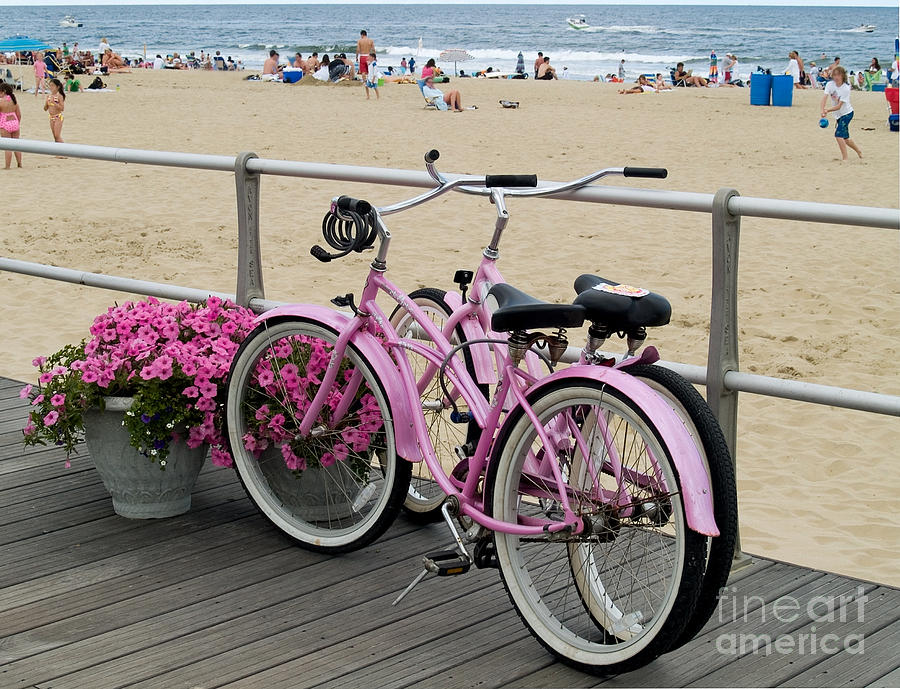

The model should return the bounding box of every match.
[1,69,898,585]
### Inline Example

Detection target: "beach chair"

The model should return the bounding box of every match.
[864,69,884,91]
[669,68,686,87]
[885,87,898,131]
[3,68,22,91]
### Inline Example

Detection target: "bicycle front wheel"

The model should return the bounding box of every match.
[226,318,411,553]
[487,379,705,674]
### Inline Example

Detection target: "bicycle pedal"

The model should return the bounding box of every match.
[424,549,472,576]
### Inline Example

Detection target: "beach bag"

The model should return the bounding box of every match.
[87,76,105,90]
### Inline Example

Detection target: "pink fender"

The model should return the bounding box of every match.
[256,304,424,463]
[500,365,719,537]
[443,292,498,386]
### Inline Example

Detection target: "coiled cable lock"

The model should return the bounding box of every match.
[310,196,377,262]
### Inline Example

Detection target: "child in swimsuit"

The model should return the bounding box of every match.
[44,78,65,143]
[0,83,23,168]
[34,52,47,96]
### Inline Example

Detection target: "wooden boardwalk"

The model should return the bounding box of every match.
[1,375,898,689]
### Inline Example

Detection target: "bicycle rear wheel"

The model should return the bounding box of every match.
[389,288,481,522]
[625,363,737,648]
[226,317,411,553]
[486,379,704,674]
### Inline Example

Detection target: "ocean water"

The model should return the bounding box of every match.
[3,4,896,80]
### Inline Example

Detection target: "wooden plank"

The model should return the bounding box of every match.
[867,664,900,688]
[0,477,244,580]
[0,512,274,621]
[782,600,900,687]
[688,583,894,687]
[126,561,505,689]
[11,521,426,688]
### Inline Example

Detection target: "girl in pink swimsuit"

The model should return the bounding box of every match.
[0,83,23,168]
[34,52,47,96]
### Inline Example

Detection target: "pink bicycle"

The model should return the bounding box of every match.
[225,152,724,673]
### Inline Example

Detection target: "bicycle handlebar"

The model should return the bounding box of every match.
[485,174,538,188]
[335,195,372,215]
[623,167,668,179]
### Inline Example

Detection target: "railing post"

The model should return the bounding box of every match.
[235,151,264,308]
[708,187,752,572]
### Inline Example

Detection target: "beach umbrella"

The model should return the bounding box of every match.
[439,49,474,77]
[0,35,53,53]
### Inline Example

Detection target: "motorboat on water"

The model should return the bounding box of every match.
[59,16,83,28]
[848,24,875,33]
[567,15,590,30]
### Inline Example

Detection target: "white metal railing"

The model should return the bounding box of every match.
[3,137,899,565]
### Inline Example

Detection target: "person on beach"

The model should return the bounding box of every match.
[400,57,407,74]
[673,62,708,87]
[822,56,840,80]
[364,52,380,100]
[306,52,320,74]
[0,83,23,169]
[534,52,543,79]
[618,59,625,81]
[262,50,283,81]
[516,51,525,75]
[723,53,736,83]
[420,58,437,81]
[786,51,807,89]
[293,52,306,70]
[357,30,374,78]
[808,61,821,87]
[618,74,653,94]
[408,56,415,76]
[820,66,862,161]
[537,56,557,80]
[422,76,465,111]
[328,55,352,82]
[34,52,48,96]
[313,55,330,81]
[43,78,65,143]
[98,38,112,59]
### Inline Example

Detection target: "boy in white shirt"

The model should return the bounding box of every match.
[820,66,862,160]
[364,52,380,100]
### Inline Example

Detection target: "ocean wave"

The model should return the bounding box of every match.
[379,45,704,65]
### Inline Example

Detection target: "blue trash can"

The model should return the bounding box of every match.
[771,75,793,106]
[750,73,772,105]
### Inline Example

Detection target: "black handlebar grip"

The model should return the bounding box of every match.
[310,245,332,263]
[425,149,440,163]
[335,196,372,215]
[484,174,538,188]
[623,167,668,179]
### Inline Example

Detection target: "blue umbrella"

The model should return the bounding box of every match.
[0,36,53,52]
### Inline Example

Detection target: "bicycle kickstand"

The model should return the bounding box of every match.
[391,499,473,606]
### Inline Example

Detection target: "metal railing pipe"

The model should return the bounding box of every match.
[0,257,234,304]
[0,139,236,171]
[730,196,900,229]
[723,370,900,416]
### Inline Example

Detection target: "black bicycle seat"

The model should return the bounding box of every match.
[573,274,671,330]
[487,283,586,332]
